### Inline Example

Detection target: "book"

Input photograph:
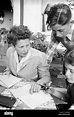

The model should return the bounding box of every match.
[0,74,21,88]
[10,83,54,109]
[0,94,16,108]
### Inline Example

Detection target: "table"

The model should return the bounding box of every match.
[0,80,57,110]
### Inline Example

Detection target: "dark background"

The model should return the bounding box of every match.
[0,0,12,10]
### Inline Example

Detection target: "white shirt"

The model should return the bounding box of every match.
[14,49,31,73]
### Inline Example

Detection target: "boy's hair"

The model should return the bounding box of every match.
[64,50,74,66]
[46,3,72,27]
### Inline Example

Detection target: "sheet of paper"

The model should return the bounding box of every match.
[20,90,53,109]
[10,83,31,98]
[0,75,21,88]
[10,83,53,109]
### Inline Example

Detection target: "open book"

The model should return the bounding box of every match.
[10,83,55,109]
[0,75,56,109]
[0,74,21,88]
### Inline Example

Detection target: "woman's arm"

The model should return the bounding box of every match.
[36,53,51,86]
[6,47,17,76]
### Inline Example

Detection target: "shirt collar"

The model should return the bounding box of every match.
[14,48,32,64]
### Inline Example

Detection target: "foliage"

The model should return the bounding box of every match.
[30,32,65,64]
[30,32,48,53]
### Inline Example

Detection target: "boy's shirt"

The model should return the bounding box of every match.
[67,83,74,106]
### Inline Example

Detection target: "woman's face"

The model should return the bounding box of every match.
[15,39,30,57]
[65,63,74,83]
[51,22,72,38]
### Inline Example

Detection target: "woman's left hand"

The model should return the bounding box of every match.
[29,82,41,94]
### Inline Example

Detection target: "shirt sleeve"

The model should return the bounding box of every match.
[46,41,58,64]
[6,47,17,76]
[67,85,74,106]
[37,53,51,85]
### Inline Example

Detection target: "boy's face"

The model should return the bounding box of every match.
[65,63,74,83]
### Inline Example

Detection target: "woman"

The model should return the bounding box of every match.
[46,3,74,75]
[6,25,50,94]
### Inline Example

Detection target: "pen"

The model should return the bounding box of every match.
[40,81,52,90]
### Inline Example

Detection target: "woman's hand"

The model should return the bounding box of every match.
[29,82,41,94]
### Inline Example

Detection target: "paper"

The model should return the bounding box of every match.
[10,83,31,98]
[20,90,53,109]
[0,75,21,88]
[10,83,53,109]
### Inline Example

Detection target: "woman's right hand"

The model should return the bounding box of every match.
[29,82,41,94]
